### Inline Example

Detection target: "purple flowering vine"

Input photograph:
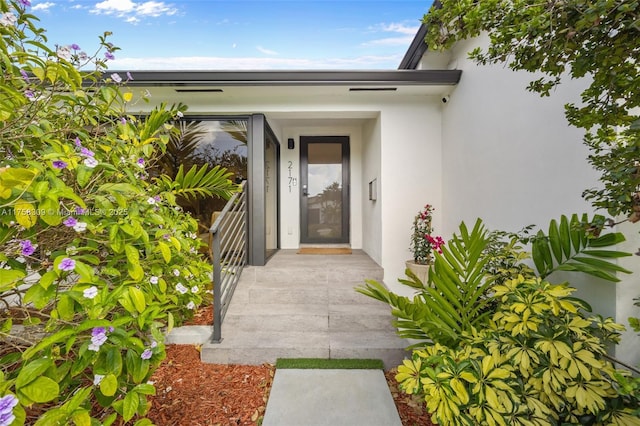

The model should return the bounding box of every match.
[104,51,115,60]
[141,348,153,360]
[20,240,35,256]
[80,147,94,157]
[52,160,67,169]
[63,216,77,227]
[0,394,19,426]
[88,327,108,352]
[58,257,76,272]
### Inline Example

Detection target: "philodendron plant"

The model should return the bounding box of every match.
[357,215,639,425]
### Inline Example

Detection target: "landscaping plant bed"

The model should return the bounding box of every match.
[160,305,433,425]
[149,343,432,425]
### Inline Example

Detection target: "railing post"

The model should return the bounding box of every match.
[211,228,222,343]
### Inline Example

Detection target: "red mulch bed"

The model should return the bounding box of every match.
[151,305,433,425]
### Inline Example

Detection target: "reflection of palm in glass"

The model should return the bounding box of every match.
[153,120,249,234]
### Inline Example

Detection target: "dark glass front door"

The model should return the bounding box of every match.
[300,136,349,244]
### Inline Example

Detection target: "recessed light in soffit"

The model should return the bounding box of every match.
[174,89,224,93]
[349,87,397,92]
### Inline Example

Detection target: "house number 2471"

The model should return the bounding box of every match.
[288,161,297,193]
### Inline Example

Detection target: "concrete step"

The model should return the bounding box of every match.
[200,330,408,369]
[179,250,410,370]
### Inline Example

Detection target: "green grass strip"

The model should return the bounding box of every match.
[275,358,384,370]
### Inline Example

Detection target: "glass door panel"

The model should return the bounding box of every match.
[300,136,349,244]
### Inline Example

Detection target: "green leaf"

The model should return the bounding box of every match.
[133,383,156,395]
[109,224,124,253]
[71,410,92,426]
[125,244,140,264]
[100,373,118,397]
[39,197,62,226]
[75,260,94,283]
[98,182,142,195]
[581,249,632,258]
[0,269,26,292]
[14,200,38,228]
[16,358,53,388]
[57,294,76,321]
[128,263,145,281]
[39,270,57,289]
[559,215,572,259]
[548,219,563,262]
[32,180,49,201]
[572,256,631,273]
[129,287,146,313]
[589,232,626,247]
[157,241,172,263]
[19,376,59,403]
[123,391,140,422]
[22,328,76,360]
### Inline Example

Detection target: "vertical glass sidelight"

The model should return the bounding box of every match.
[264,126,279,259]
[300,136,350,244]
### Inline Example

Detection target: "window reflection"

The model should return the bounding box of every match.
[155,119,248,237]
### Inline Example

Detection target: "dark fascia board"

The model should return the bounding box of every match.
[398,0,442,70]
[109,69,461,87]
[398,23,429,70]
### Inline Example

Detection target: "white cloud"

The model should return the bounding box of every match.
[91,0,177,23]
[256,46,278,56]
[136,1,177,17]
[363,21,420,48]
[33,1,55,11]
[363,36,415,47]
[107,54,404,70]
[94,0,136,13]
[379,23,419,35]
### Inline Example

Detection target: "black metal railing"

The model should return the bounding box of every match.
[210,181,247,343]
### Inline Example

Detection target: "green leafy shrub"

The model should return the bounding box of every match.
[397,276,639,425]
[358,217,639,425]
[0,1,237,424]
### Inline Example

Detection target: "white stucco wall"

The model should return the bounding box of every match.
[362,116,382,265]
[379,98,443,293]
[435,35,639,367]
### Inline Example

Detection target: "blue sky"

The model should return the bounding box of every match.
[30,0,433,70]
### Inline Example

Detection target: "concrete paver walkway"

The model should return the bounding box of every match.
[262,369,402,426]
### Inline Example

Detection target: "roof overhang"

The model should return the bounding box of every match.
[115,69,461,87]
[398,0,441,70]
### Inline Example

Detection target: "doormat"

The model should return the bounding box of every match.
[297,247,352,255]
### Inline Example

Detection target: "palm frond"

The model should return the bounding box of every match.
[531,214,631,282]
[158,164,238,201]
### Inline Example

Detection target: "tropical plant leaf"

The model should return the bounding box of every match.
[357,218,495,348]
[158,164,238,202]
[531,214,631,282]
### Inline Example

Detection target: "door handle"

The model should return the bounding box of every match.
[302,184,308,196]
